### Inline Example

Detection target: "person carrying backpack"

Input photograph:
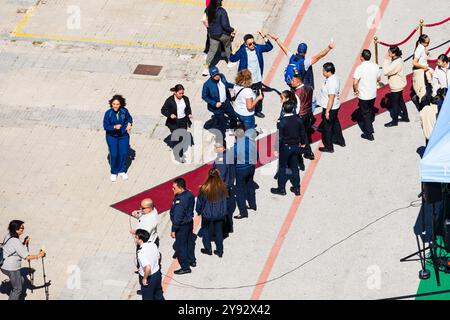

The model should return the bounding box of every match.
[196,169,229,258]
[1,220,46,300]
[268,35,335,89]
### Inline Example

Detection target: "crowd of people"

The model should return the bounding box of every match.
[2,0,448,302]
[98,1,449,301]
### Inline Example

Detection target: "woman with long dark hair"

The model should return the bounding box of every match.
[196,169,228,258]
[161,84,193,162]
[1,220,45,300]
[383,46,409,127]
[203,0,236,75]
[103,95,133,182]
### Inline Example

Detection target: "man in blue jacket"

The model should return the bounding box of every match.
[230,31,274,118]
[170,178,196,275]
[202,66,237,139]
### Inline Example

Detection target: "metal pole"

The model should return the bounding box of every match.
[41,254,49,300]
[26,244,34,293]
[420,19,424,36]
[374,36,379,65]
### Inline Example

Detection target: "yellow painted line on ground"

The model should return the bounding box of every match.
[13,32,204,50]
[159,0,262,9]
[12,6,36,35]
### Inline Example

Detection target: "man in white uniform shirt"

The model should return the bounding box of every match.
[353,49,380,141]
[318,62,346,153]
[131,198,159,247]
[135,229,164,300]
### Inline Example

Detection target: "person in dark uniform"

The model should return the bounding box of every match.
[213,141,236,222]
[170,178,197,275]
[196,169,228,258]
[291,74,315,160]
[161,84,193,162]
[202,66,238,139]
[233,123,257,219]
[271,102,307,196]
[103,95,133,182]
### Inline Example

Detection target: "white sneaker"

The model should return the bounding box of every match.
[110,174,117,182]
[202,68,209,76]
[118,172,128,180]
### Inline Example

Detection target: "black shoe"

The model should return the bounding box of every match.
[200,249,212,256]
[384,122,398,127]
[361,133,374,141]
[336,143,346,147]
[174,268,191,275]
[190,261,197,267]
[214,250,223,258]
[234,215,248,219]
[319,147,334,153]
[271,188,287,196]
[290,187,301,196]
[304,153,315,160]
[398,118,410,123]
[255,112,265,118]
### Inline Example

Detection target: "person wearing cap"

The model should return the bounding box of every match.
[202,66,238,139]
[270,35,335,90]
[229,32,274,118]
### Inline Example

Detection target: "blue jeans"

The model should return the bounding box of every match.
[106,134,129,174]
[237,114,255,130]
[235,166,256,217]
[201,219,224,255]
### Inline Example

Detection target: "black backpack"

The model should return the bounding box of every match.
[0,237,13,267]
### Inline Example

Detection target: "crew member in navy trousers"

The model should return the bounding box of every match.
[271,102,307,197]
[233,123,257,219]
[170,178,197,275]
[213,141,236,226]
[103,95,133,182]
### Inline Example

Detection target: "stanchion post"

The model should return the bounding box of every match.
[419,19,424,35]
[374,36,379,65]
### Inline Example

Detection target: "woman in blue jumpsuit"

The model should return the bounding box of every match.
[103,95,133,182]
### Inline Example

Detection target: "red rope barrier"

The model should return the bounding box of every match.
[424,16,450,28]
[379,28,418,47]
[428,46,450,63]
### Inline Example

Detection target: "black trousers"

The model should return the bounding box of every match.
[389,91,409,124]
[235,166,256,217]
[139,271,164,300]
[321,109,345,150]
[201,219,224,255]
[278,144,301,190]
[358,98,375,135]
[251,82,263,113]
[174,222,196,270]
[169,117,190,159]
[300,113,314,156]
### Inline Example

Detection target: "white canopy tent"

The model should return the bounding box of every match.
[420,89,450,183]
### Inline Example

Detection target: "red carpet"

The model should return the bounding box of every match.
[112,74,415,215]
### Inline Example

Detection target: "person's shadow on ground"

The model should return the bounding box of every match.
[106,147,136,172]
[0,268,51,300]
[417,146,427,159]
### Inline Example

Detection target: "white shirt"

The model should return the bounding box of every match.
[136,209,159,243]
[354,61,380,100]
[318,74,340,110]
[1,235,29,271]
[217,80,227,103]
[137,242,160,277]
[246,48,262,84]
[432,66,450,96]
[233,85,255,116]
[175,97,186,119]
[414,44,429,67]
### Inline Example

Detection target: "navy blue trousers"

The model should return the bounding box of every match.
[106,134,129,174]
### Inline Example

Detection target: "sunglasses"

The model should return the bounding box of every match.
[247,42,256,46]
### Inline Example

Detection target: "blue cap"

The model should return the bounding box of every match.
[297,43,308,54]
[209,66,220,77]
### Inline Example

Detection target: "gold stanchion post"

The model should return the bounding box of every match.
[419,19,424,35]
[374,36,379,65]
